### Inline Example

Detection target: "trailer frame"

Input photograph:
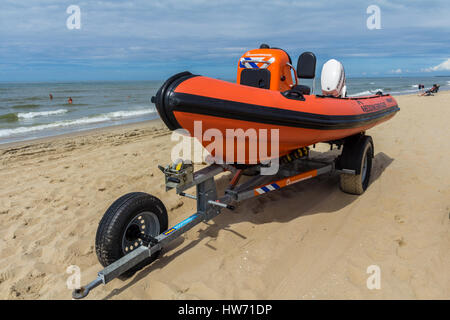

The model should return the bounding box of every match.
[72,141,365,299]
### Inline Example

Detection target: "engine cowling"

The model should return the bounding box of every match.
[321,59,346,97]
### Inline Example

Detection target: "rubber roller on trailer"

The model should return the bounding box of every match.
[280,147,309,164]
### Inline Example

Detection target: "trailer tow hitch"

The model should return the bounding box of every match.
[72,244,158,299]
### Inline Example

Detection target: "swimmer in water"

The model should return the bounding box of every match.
[68,97,73,104]
[49,93,53,100]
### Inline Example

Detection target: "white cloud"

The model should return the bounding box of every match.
[1,0,450,80]
[423,58,450,72]
[390,68,402,74]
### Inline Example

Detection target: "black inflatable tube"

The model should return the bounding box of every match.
[153,71,198,130]
[154,73,400,131]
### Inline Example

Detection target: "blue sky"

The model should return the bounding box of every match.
[0,0,449,81]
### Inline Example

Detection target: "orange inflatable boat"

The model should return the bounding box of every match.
[153,45,399,163]
[75,46,401,299]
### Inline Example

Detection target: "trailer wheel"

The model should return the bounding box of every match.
[339,136,374,195]
[95,192,168,278]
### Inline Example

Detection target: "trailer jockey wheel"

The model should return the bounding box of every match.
[95,192,168,279]
[339,135,374,195]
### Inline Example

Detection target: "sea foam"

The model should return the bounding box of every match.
[0,108,155,138]
[348,89,383,97]
[18,109,68,119]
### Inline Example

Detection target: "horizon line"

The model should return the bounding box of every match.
[1,75,449,84]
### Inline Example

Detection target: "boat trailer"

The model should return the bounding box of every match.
[72,134,373,299]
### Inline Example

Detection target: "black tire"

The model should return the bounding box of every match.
[95,192,168,278]
[339,136,374,195]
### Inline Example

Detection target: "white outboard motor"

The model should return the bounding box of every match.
[321,59,347,97]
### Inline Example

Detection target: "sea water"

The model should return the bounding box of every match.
[344,76,450,97]
[0,81,162,144]
[1,77,449,145]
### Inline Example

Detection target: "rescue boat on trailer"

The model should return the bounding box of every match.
[73,45,400,299]
[153,45,399,164]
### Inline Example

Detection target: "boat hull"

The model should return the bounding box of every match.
[154,72,399,163]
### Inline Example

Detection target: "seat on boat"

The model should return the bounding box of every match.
[295,52,317,95]
[281,51,316,98]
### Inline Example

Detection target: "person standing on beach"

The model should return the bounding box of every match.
[417,84,425,94]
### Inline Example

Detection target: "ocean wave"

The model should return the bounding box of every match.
[18,109,68,119]
[348,90,372,97]
[11,104,40,109]
[348,89,383,97]
[0,108,156,138]
[52,90,90,94]
[63,103,89,107]
[0,113,19,123]
[0,98,18,102]
[23,96,44,101]
[105,109,155,118]
[0,109,68,123]
[348,86,425,97]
